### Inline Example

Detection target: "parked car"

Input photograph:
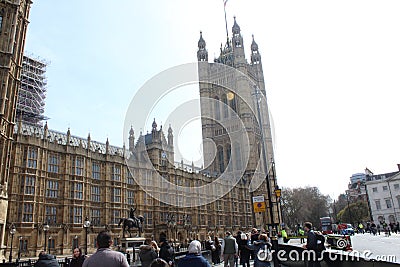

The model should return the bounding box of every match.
[341,224,355,235]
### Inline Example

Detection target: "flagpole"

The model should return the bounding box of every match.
[224,1,229,46]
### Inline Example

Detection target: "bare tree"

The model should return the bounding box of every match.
[281,186,330,230]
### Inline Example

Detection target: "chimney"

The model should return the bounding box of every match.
[397,164,400,172]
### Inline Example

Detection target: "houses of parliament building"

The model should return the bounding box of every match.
[1,1,280,259]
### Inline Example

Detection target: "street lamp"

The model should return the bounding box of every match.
[43,224,49,251]
[83,217,91,255]
[9,224,16,262]
[275,186,282,225]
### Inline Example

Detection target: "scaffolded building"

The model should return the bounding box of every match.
[17,55,48,124]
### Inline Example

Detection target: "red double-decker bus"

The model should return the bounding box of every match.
[320,216,333,234]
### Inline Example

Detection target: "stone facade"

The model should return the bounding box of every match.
[0,0,32,260]
[5,121,253,258]
[366,171,400,224]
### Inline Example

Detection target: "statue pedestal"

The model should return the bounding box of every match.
[120,237,146,266]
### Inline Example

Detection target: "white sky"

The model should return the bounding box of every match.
[25,0,400,199]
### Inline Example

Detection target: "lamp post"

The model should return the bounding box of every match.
[83,217,91,255]
[275,186,282,225]
[9,224,16,262]
[43,224,49,251]
[252,86,276,230]
[346,191,353,226]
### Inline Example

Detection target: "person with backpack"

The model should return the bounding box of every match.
[302,222,323,267]
[246,233,272,267]
[159,237,175,267]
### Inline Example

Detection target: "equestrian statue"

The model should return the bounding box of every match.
[118,206,144,238]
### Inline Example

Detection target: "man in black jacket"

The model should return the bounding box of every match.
[302,222,321,267]
[159,237,174,266]
[34,251,60,267]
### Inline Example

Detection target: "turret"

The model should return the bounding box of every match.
[250,35,262,65]
[87,133,91,150]
[129,126,135,152]
[168,124,173,146]
[67,128,71,145]
[106,138,109,154]
[231,17,246,66]
[197,31,208,61]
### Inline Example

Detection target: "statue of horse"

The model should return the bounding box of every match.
[118,216,144,238]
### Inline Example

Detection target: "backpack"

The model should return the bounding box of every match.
[315,232,326,252]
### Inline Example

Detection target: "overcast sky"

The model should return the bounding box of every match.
[25,0,400,199]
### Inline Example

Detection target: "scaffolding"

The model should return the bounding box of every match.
[17,54,49,124]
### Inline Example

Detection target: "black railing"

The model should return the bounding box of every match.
[0,257,71,267]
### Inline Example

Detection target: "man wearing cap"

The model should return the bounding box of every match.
[221,231,238,267]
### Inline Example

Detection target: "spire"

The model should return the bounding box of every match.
[251,34,259,51]
[232,16,241,36]
[152,118,157,131]
[197,31,208,62]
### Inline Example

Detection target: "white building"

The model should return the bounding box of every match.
[366,171,400,224]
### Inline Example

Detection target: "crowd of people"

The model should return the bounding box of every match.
[32,231,175,267]
[31,222,332,267]
[203,228,273,267]
[357,221,400,236]
[32,228,278,267]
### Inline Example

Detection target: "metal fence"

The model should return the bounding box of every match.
[0,257,71,267]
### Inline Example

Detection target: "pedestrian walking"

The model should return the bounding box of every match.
[70,248,85,267]
[139,239,159,267]
[212,236,222,265]
[238,233,251,267]
[246,233,272,267]
[82,231,129,267]
[302,222,321,267]
[159,237,175,266]
[250,228,259,260]
[221,231,238,267]
[298,227,305,244]
[178,240,211,267]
